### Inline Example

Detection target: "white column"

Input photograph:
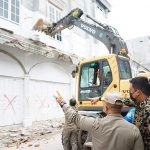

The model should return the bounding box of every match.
[23,74,32,127]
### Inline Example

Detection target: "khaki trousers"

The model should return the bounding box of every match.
[62,128,78,150]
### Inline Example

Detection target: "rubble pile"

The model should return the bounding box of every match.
[0,119,64,148]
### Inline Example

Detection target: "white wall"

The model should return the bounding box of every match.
[0,48,73,126]
[126,36,150,69]
[0,53,24,77]
[0,0,111,126]
[0,52,24,126]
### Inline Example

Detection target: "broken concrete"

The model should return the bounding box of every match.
[0,119,64,149]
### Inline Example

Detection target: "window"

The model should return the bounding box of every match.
[80,62,100,88]
[101,60,112,95]
[79,61,101,100]
[102,60,112,86]
[79,59,113,101]
[118,58,132,79]
[95,1,106,23]
[48,4,62,41]
[0,0,20,23]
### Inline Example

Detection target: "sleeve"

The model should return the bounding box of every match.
[133,127,144,150]
[62,104,96,132]
[144,103,150,130]
[140,103,150,146]
[123,99,135,107]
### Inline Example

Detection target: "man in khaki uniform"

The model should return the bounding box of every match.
[62,98,78,150]
[55,91,144,150]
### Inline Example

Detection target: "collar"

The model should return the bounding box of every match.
[107,114,123,117]
[135,99,149,108]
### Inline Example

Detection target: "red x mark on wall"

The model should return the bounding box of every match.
[3,94,17,114]
[37,96,47,109]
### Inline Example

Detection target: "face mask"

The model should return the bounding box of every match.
[129,91,137,102]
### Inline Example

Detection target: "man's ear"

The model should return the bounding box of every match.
[106,104,109,111]
[104,104,109,113]
[136,89,141,96]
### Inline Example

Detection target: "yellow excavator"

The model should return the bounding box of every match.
[33,8,133,111]
[33,8,150,149]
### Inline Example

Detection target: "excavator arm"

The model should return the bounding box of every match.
[33,8,128,56]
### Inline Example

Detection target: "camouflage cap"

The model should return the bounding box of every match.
[101,91,124,105]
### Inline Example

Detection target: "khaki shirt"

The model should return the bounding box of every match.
[64,106,77,130]
[63,104,144,150]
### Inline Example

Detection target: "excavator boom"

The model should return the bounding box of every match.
[33,8,128,56]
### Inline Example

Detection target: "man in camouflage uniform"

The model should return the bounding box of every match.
[124,76,150,150]
[62,98,78,150]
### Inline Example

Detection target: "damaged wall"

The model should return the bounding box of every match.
[0,0,111,127]
[0,45,73,126]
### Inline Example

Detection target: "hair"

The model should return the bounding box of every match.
[130,76,150,96]
[69,98,76,106]
[106,102,122,113]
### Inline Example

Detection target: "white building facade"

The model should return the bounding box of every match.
[126,36,150,76]
[0,0,111,126]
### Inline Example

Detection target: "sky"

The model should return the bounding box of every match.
[107,0,150,40]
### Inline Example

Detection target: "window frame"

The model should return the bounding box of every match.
[47,3,62,41]
[0,0,20,24]
[117,57,132,80]
[79,59,113,101]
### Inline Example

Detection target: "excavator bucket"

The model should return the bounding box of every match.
[33,19,44,31]
[32,18,53,33]
[32,8,83,36]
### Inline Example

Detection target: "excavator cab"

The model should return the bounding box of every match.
[76,54,132,112]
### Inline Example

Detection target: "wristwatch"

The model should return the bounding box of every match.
[59,101,66,108]
[99,96,101,100]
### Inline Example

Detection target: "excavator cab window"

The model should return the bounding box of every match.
[118,58,132,79]
[80,62,100,88]
[79,59,112,101]
[102,60,112,88]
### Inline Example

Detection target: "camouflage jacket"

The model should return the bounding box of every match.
[124,98,150,150]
